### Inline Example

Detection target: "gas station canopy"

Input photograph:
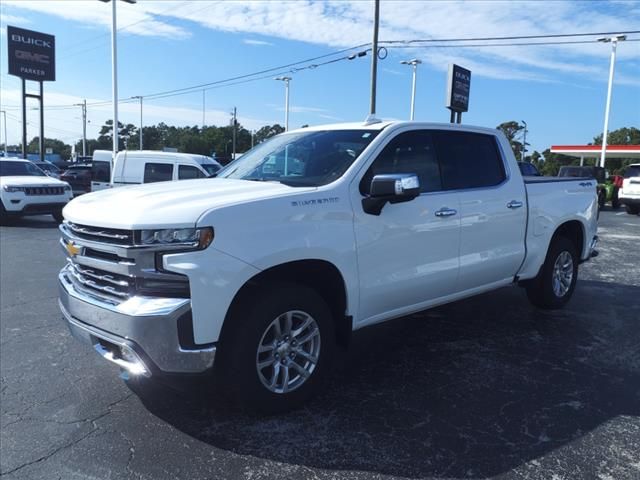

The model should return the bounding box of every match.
[550,145,640,159]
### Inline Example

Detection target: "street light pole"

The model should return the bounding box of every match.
[274,76,291,131]
[1,110,8,156]
[521,120,528,161]
[598,34,626,169]
[132,96,143,150]
[99,0,136,162]
[400,59,422,120]
[369,0,380,116]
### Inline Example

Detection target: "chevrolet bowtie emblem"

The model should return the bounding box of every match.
[65,241,81,257]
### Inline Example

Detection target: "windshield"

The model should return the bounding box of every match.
[217,129,380,186]
[0,161,46,177]
[201,163,221,176]
[37,163,58,173]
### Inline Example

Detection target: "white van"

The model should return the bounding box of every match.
[91,151,222,191]
[91,150,113,192]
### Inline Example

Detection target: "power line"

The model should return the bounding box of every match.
[385,39,640,49]
[379,30,640,45]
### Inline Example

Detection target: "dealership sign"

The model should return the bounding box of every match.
[446,64,471,113]
[7,26,56,82]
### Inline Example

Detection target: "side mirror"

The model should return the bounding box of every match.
[362,173,420,215]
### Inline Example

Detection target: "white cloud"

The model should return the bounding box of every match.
[3,1,638,84]
[0,13,31,25]
[243,39,274,46]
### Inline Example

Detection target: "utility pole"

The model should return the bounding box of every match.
[132,96,143,150]
[598,34,626,169]
[521,120,528,161]
[400,59,422,120]
[1,110,7,156]
[74,100,87,157]
[231,107,237,160]
[369,0,380,116]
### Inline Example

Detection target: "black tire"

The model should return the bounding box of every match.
[217,283,335,414]
[52,210,64,223]
[597,190,606,209]
[611,187,620,209]
[526,236,579,310]
[0,202,12,225]
[626,204,640,215]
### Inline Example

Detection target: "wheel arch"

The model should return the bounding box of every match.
[220,259,352,348]
[552,219,585,257]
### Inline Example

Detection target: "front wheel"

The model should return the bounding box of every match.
[526,236,579,310]
[217,283,335,413]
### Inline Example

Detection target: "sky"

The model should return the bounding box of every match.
[0,0,639,156]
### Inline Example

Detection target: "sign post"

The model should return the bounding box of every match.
[7,26,56,161]
[445,64,471,124]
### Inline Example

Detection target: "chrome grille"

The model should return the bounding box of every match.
[66,222,134,245]
[25,186,65,196]
[67,262,132,299]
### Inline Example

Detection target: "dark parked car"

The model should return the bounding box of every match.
[518,161,541,177]
[60,164,92,196]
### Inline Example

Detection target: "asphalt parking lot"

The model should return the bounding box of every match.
[1,209,639,480]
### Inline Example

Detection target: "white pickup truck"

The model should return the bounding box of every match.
[58,121,598,412]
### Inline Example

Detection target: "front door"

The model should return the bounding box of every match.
[352,129,461,326]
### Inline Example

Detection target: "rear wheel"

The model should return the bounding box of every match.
[597,190,606,209]
[626,204,640,215]
[217,283,335,413]
[526,236,579,310]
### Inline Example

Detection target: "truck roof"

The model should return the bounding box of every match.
[290,120,499,136]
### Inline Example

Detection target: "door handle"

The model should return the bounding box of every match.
[435,208,457,217]
[507,200,523,209]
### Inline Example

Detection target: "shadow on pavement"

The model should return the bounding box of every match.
[0,215,60,229]
[128,279,640,478]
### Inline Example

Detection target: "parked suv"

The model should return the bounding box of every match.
[1,158,72,222]
[620,163,640,214]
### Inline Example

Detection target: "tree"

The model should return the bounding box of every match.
[592,127,640,174]
[254,124,285,144]
[496,121,527,160]
[27,137,72,160]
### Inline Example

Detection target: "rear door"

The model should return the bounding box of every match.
[433,130,527,291]
[91,161,111,192]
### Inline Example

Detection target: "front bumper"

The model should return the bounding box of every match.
[59,266,216,376]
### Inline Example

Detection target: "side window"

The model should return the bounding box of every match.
[433,131,506,190]
[143,163,173,183]
[360,130,442,194]
[178,165,205,180]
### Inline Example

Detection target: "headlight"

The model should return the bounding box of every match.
[138,227,214,250]
[2,185,25,193]
[63,184,72,192]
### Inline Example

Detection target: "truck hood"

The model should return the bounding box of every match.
[0,175,69,187]
[63,178,315,229]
